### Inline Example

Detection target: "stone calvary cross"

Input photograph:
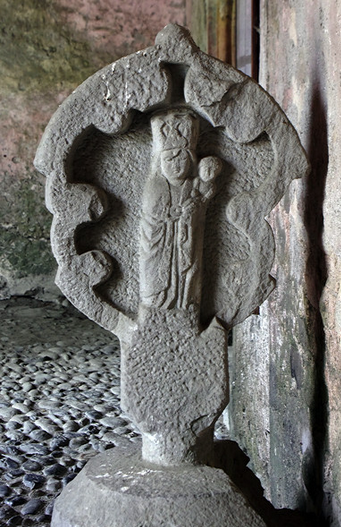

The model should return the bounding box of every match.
[35,24,308,527]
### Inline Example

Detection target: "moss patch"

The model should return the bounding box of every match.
[0,178,55,277]
[0,0,115,95]
[0,231,54,278]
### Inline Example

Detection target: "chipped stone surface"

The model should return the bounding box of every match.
[35,24,308,463]
[36,23,307,455]
[51,443,267,527]
[121,307,227,464]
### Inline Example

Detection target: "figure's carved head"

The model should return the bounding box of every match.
[198,156,223,183]
[160,148,192,185]
[151,109,199,186]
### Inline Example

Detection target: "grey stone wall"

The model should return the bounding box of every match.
[227,1,341,525]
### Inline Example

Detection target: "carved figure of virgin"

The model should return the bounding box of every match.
[140,109,222,310]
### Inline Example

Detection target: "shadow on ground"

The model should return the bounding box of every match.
[214,440,322,527]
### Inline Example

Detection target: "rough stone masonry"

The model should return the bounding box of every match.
[35,23,309,527]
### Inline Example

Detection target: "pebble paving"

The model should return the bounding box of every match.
[0,297,141,526]
[0,297,229,526]
[0,298,317,527]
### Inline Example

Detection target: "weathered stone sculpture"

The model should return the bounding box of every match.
[34,24,308,527]
[128,107,226,466]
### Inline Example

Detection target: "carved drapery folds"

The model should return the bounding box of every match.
[140,109,222,310]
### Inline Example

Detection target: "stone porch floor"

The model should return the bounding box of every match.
[0,297,320,526]
[0,297,140,526]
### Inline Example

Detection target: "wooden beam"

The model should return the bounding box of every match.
[186,0,236,65]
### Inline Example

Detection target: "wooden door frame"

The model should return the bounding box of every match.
[186,0,259,80]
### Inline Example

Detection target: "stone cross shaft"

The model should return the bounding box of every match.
[124,106,227,465]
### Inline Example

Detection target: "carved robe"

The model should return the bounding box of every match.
[140,174,211,310]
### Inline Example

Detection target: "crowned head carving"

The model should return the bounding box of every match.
[151,109,199,186]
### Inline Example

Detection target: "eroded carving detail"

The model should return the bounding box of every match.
[36,24,309,527]
[140,109,222,310]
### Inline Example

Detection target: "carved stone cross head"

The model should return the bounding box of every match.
[35,24,309,467]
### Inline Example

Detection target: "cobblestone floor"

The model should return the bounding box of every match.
[0,298,318,527]
[0,297,141,526]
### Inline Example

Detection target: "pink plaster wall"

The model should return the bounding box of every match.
[0,0,186,298]
[55,0,186,54]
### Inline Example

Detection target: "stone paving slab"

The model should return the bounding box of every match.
[0,297,140,526]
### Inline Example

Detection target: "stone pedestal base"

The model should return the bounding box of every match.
[51,444,266,527]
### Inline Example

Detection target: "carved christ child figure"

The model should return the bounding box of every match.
[140,108,222,310]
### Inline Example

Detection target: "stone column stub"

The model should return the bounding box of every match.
[34,23,309,527]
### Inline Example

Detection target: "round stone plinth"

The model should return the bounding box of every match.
[51,444,266,527]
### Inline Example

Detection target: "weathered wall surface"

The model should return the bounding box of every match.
[0,0,185,299]
[319,2,341,523]
[227,1,341,525]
